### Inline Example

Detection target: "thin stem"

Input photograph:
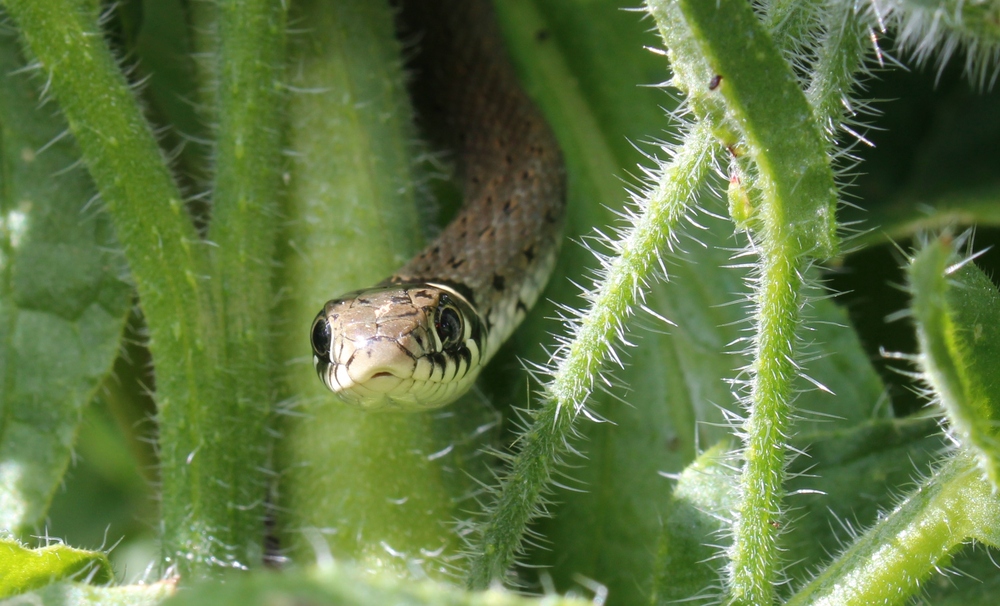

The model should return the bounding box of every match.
[466,123,715,588]
[726,237,803,605]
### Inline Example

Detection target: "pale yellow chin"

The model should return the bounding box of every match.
[319,363,480,412]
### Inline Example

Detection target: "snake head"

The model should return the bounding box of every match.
[311,282,485,411]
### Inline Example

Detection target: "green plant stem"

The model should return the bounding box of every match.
[466,122,715,589]
[803,2,871,139]
[0,1,211,358]
[3,0,224,561]
[647,1,841,602]
[787,453,1000,605]
[159,0,288,574]
[2,0,283,575]
[881,0,1000,88]
[726,239,803,606]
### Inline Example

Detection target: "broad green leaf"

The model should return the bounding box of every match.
[0,538,113,598]
[650,418,943,604]
[162,567,589,606]
[909,234,1000,488]
[782,417,944,587]
[786,452,1000,605]
[0,15,131,535]
[3,579,175,606]
[650,442,736,605]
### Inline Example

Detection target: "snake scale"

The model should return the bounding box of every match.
[310,0,566,410]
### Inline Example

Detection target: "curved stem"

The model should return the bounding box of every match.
[467,123,714,589]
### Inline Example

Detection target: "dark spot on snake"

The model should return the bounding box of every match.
[502,200,513,214]
[357,297,371,304]
[492,274,505,291]
[521,170,530,180]
[544,209,557,223]
[449,257,465,269]
[516,299,529,314]
[524,246,535,262]
[709,74,723,90]
[535,29,549,42]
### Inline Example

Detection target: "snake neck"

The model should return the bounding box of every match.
[392,0,567,363]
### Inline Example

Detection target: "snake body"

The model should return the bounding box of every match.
[310,0,566,410]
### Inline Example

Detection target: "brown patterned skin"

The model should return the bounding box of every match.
[311,0,566,409]
[392,0,566,352]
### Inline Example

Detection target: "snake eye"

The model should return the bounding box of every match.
[436,306,463,349]
[311,316,332,358]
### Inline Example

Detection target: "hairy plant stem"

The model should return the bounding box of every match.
[726,239,803,606]
[876,0,1000,88]
[2,0,288,575]
[159,0,288,574]
[647,0,840,601]
[787,452,1000,605]
[466,122,715,589]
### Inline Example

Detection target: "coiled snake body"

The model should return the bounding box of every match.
[310,0,566,410]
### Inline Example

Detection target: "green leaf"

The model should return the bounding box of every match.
[651,442,737,604]
[0,538,113,598]
[7,579,176,606]
[650,418,944,604]
[0,15,130,535]
[162,567,589,606]
[781,417,944,586]
[909,233,1000,488]
[786,452,1000,605]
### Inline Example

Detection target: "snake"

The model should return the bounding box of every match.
[309,0,567,411]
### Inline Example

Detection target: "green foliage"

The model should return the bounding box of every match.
[160,567,590,606]
[910,233,1000,488]
[0,538,112,598]
[1,0,1000,605]
[0,13,131,537]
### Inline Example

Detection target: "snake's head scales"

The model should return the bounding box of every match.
[311,282,485,411]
